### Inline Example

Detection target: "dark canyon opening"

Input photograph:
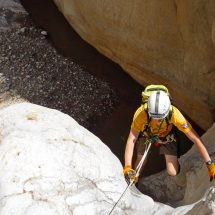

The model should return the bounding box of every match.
[20,0,204,178]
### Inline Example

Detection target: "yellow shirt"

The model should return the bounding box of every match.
[131,105,192,137]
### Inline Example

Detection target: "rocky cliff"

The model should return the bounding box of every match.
[0,102,215,214]
[53,0,215,130]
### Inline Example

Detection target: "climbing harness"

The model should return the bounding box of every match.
[108,139,153,215]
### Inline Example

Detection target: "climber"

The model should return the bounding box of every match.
[123,86,215,183]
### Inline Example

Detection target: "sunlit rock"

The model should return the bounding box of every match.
[0,103,172,214]
[53,0,215,130]
[0,103,124,214]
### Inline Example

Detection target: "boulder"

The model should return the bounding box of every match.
[0,103,172,214]
[0,103,124,214]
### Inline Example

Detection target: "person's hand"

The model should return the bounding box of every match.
[207,162,215,181]
[123,165,138,183]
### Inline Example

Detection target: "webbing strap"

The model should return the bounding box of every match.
[146,118,164,141]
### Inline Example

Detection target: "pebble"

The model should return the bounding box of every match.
[41,30,48,36]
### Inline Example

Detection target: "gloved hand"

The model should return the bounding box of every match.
[207,162,215,181]
[123,165,138,183]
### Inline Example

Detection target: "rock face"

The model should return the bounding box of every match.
[0,103,122,214]
[138,122,215,209]
[0,103,173,214]
[53,0,215,130]
[0,102,215,214]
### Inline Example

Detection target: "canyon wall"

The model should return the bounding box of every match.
[53,0,215,130]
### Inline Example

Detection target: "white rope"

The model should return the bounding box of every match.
[108,140,152,215]
[135,140,152,177]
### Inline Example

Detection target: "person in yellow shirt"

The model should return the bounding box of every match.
[123,90,215,182]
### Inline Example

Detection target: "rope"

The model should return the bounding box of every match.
[108,120,168,214]
[108,139,153,215]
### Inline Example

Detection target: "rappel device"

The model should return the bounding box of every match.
[108,139,153,215]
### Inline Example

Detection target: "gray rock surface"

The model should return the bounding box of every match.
[138,123,215,209]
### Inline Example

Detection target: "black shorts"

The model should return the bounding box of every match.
[136,129,180,157]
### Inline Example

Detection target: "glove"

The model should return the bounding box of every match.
[123,165,138,183]
[207,162,215,181]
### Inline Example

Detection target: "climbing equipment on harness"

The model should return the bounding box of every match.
[163,134,176,144]
[145,117,165,142]
[139,117,174,148]
[108,139,153,215]
[152,133,176,147]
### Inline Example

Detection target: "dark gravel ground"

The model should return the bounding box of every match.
[0,6,118,132]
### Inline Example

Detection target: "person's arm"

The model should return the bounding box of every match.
[124,128,139,166]
[185,128,215,181]
[171,106,211,162]
[185,128,211,162]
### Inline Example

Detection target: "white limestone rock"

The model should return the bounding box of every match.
[0,103,124,214]
[0,103,172,214]
[1,102,214,214]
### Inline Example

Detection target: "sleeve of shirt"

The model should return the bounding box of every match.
[170,106,192,134]
[131,106,147,132]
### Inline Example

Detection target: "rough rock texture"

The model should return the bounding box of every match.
[0,102,123,214]
[0,102,215,214]
[0,102,173,215]
[53,0,215,130]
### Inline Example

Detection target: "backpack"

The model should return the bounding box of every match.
[141,84,173,137]
[142,84,170,103]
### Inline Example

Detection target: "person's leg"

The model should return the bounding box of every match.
[164,154,180,176]
[160,128,181,176]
